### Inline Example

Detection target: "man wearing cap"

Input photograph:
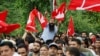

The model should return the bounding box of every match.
[48,43,58,56]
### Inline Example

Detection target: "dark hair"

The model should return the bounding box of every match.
[46,40,53,45]
[81,31,87,35]
[58,47,62,50]
[16,38,25,46]
[66,47,80,56]
[0,41,14,49]
[0,39,2,44]
[64,36,69,45]
[17,43,27,51]
[55,40,64,45]
[81,32,88,37]
[96,34,100,38]
[25,32,35,44]
[34,41,41,47]
[83,38,91,48]
[71,38,81,45]
[53,35,60,41]
[41,44,49,50]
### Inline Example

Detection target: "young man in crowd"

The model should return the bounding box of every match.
[94,38,100,56]
[48,43,58,56]
[57,48,65,56]
[17,43,28,56]
[81,32,88,40]
[69,38,94,56]
[0,41,21,56]
[40,45,49,56]
[65,47,81,56]
[28,41,41,56]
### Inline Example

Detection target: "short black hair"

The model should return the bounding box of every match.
[41,44,49,50]
[46,40,53,45]
[53,35,60,40]
[65,47,80,56]
[16,38,25,46]
[0,41,14,49]
[34,41,41,47]
[58,47,62,50]
[25,32,35,44]
[55,40,64,44]
[17,43,27,51]
[71,38,81,45]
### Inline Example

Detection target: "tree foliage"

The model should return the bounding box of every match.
[0,0,100,36]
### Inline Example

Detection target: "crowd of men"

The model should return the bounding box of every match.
[0,19,100,56]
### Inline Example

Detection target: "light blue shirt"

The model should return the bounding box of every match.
[41,24,58,42]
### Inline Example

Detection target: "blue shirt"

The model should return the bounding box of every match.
[41,24,58,42]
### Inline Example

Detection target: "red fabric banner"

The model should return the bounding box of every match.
[0,21,8,33]
[67,16,75,36]
[0,10,8,22]
[68,0,100,12]
[4,24,20,34]
[26,9,37,32]
[35,9,48,29]
[52,2,66,21]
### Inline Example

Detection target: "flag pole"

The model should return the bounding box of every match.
[53,0,56,11]
[49,0,56,12]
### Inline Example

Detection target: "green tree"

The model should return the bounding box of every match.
[0,0,100,36]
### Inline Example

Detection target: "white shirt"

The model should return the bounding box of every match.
[41,24,58,42]
[13,52,21,56]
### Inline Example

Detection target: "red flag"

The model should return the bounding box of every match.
[4,24,20,34]
[26,9,37,32]
[35,9,48,29]
[0,21,8,33]
[52,2,66,21]
[0,10,20,34]
[0,10,8,22]
[67,16,75,36]
[68,0,100,12]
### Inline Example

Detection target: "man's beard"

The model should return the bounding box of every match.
[49,23,55,32]
[33,49,39,53]
[49,53,56,56]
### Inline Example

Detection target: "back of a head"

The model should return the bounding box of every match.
[71,38,81,46]
[25,33,35,44]
[16,38,25,46]
[65,47,80,56]
[46,40,53,45]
